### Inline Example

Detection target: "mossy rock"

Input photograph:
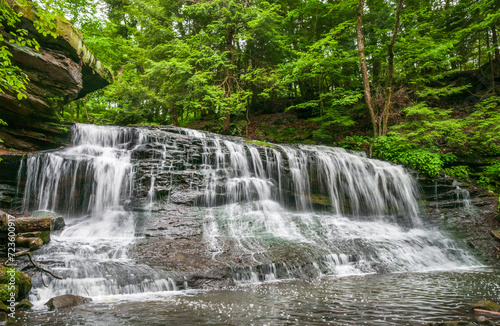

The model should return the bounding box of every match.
[0,301,9,313]
[16,299,33,310]
[0,284,18,303]
[31,211,65,231]
[471,300,500,312]
[0,267,32,300]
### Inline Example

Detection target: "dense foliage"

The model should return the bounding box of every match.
[1,0,500,191]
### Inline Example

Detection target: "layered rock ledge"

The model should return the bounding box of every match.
[0,0,112,151]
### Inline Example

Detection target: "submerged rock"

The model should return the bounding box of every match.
[472,300,500,312]
[45,294,92,310]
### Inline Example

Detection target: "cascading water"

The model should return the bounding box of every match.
[20,123,479,304]
[23,124,177,303]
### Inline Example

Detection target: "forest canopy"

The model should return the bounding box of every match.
[1,0,500,189]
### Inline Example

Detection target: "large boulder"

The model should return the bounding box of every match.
[0,266,32,301]
[45,294,92,310]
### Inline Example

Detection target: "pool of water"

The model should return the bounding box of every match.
[9,267,500,326]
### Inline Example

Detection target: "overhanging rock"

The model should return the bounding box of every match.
[0,0,112,151]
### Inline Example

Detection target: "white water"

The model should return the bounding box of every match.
[20,124,480,304]
[23,125,177,304]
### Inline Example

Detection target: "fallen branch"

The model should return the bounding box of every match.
[474,308,500,316]
[4,249,63,283]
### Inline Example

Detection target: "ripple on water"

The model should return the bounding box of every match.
[12,267,500,326]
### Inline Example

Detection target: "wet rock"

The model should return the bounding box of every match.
[45,294,92,310]
[31,211,65,231]
[419,174,500,264]
[476,315,497,325]
[53,216,66,231]
[427,321,476,326]
[0,284,18,303]
[16,299,33,310]
[0,266,31,301]
[0,301,8,313]
[472,300,500,312]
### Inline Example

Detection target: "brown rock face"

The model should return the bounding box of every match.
[0,0,112,151]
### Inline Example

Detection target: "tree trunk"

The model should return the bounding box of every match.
[492,26,499,62]
[69,102,74,121]
[380,0,404,136]
[478,36,481,68]
[356,0,378,137]
[172,105,179,126]
[487,33,496,94]
[83,99,90,121]
[223,23,235,134]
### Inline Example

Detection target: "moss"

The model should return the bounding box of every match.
[307,194,331,206]
[471,300,500,312]
[0,301,9,313]
[0,284,18,303]
[16,299,33,310]
[0,267,32,301]
[245,140,275,149]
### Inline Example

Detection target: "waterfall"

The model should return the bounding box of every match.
[20,124,479,302]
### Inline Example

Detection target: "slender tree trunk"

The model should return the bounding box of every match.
[312,1,319,44]
[172,105,179,126]
[83,99,89,121]
[478,36,481,68]
[223,24,235,133]
[76,101,80,120]
[69,102,74,121]
[381,0,404,136]
[492,26,499,62]
[487,33,496,94]
[356,0,377,137]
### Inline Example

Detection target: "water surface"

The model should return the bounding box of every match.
[12,268,500,326]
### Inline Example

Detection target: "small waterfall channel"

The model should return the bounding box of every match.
[19,124,479,304]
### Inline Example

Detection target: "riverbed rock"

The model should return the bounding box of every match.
[16,299,33,310]
[30,211,65,231]
[45,294,92,310]
[428,321,476,326]
[0,301,8,313]
[419,174,500,264]
[472,300,500,312]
